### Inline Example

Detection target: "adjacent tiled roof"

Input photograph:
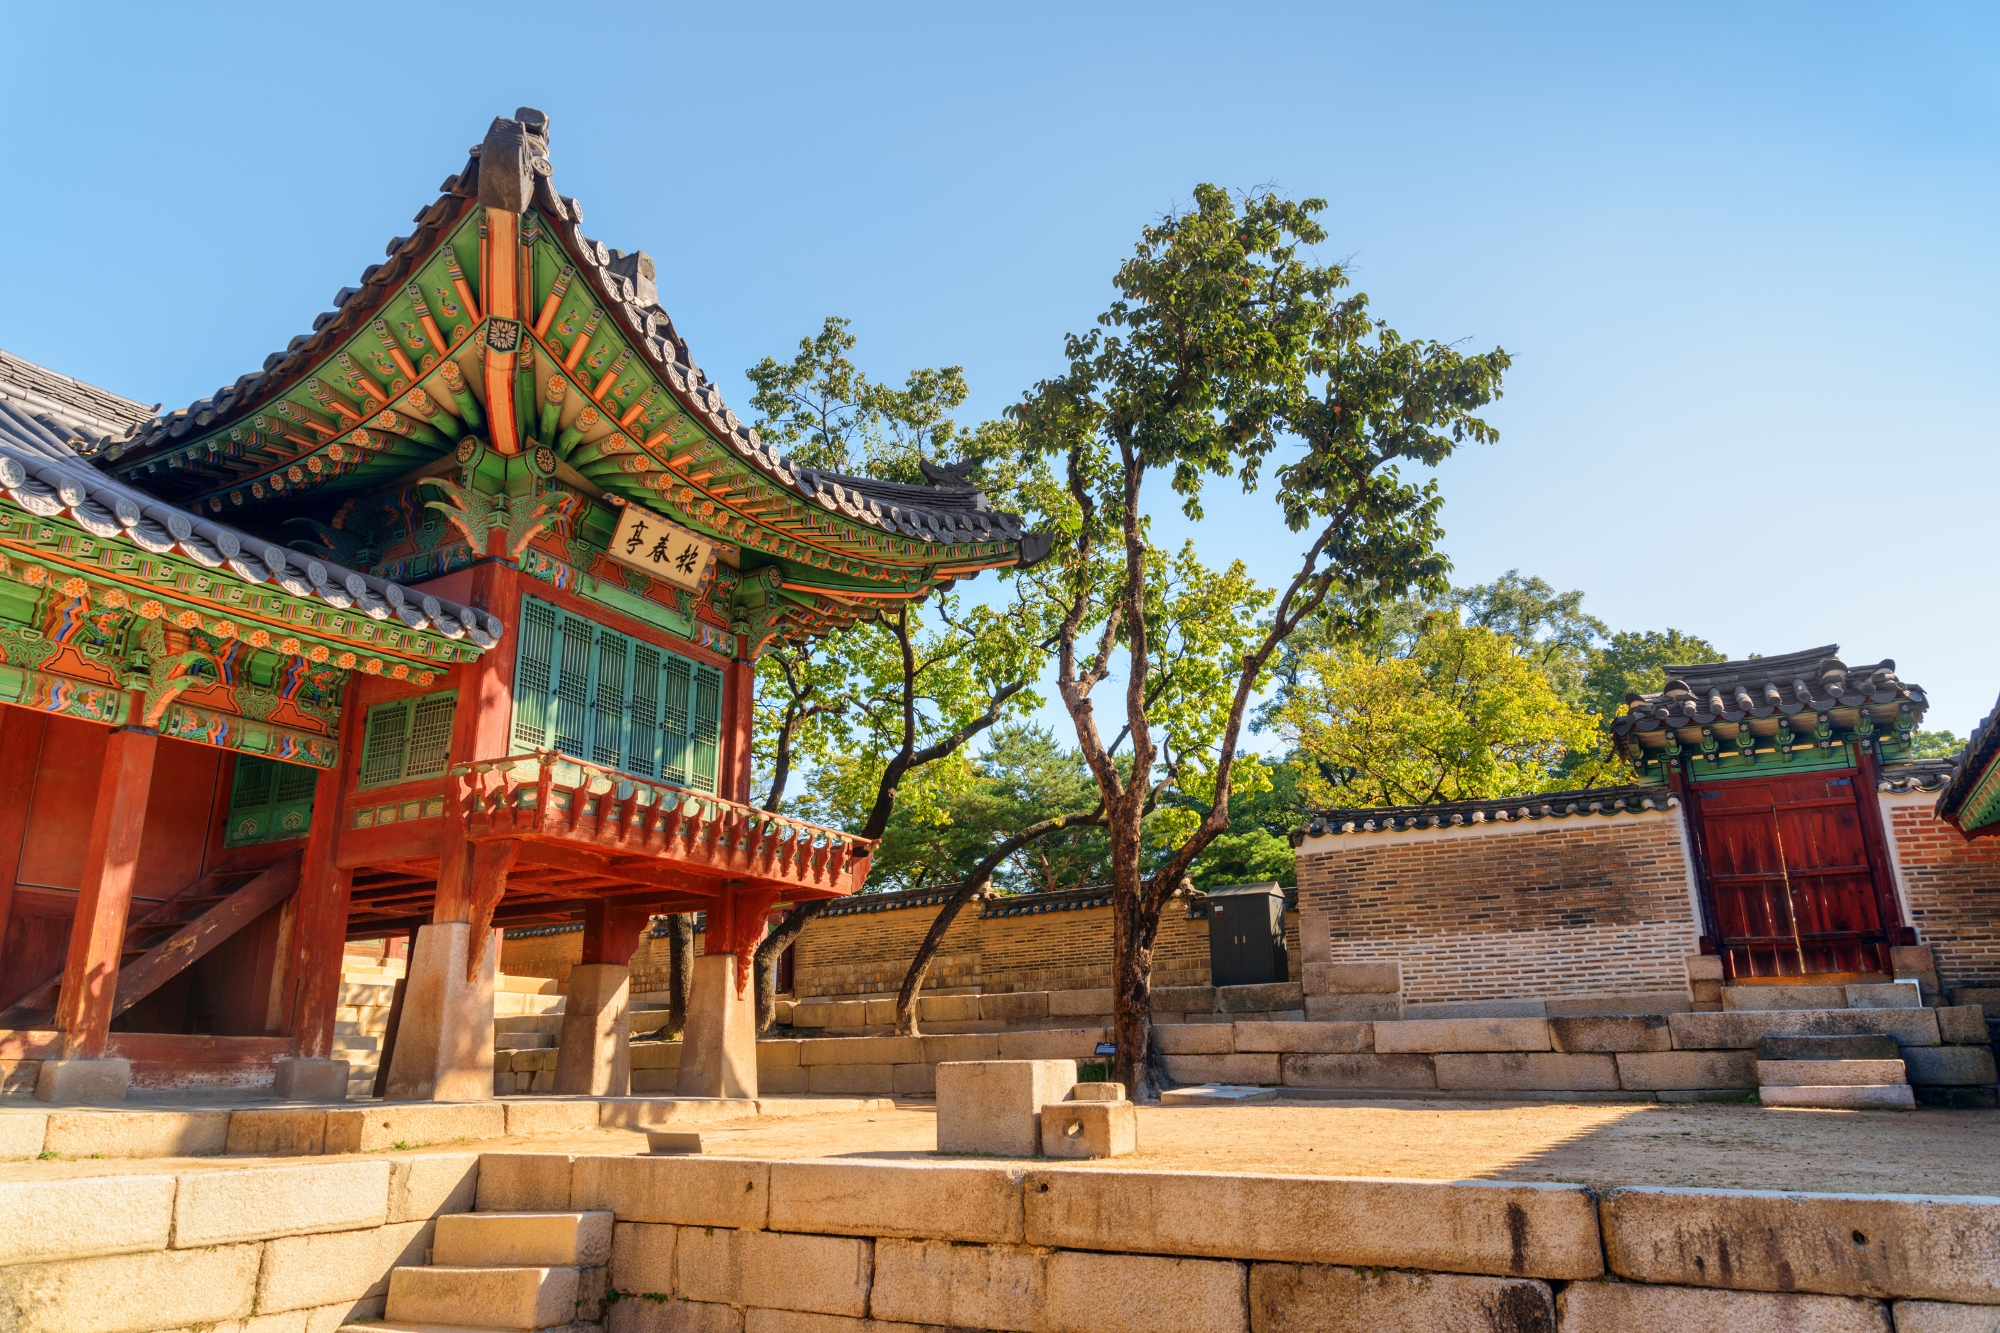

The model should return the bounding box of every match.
[108,110,1041,558]
[1880,759,1956,795]
[1937,695,2000,823]
[1611,645,1924,741]
[0,348,156,445]
[1292,786,1678,845]
[0,378,499,647]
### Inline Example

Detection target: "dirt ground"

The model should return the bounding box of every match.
[5,1095,1996,1195]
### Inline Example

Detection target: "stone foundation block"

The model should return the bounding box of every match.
[256,1218,431,1313]
[1162,1053,1280,1085]
[1559,1279,1888,1331]
[435,1210,612,1267]
[1249,1261,1555,1332]
[1895,1300,2000,1332]
[759,1066,809,1094]
[0,1174,174,1264]
[227,1108,328,1156]
[800,1036,922,1065]
[1669,1009,1942,1050]
[936,1059,1076,1155]
[628,1043,679,1072]
[1233,1021,1371,1054]
[175,1159,390,1247]
[1549,1015,1674,1053]
[923,1033,1003,1063]
[1281,1052,1437,1090]
[893,1062,936,1094]
[323,1101,505,1154]
[917,994,982,1023]
[386,1263,578,1329]
[611,1220,677,1295]
[1686,955,1725,982]
[1759,1084,1915,1110]
[1544,991,1694,1017]
[32,1057,130,1105]
[478,1152,577,1212]
[1759,1034,1900,1061]
[1305,994,1403,1021]
[42,1108,228,1158]
[1436,1052,1620,1091]
[610,1298,743,1331]
[1155,1023,1234,1055]
[1757,1059,1907,1087]
[0,1241,262,1333]
[0,1109,46,1157]
[1044,1249,1249,1333]
[1298,907,1332,964]
[807,1063,897,1095]
[554,962,634,1097]
[503,1097,603,1138]
[1722,984,1851,1011]
[791,1002,842,1028]
[864,998,898,1026]
[1023,1171,1604,1278]
[998,1028,1106,1060]
[1042,1099,1137,1158]
[1904,1046,2000,1086]
[1374,1017,1551,1053]
[755,1040,802,1068]
[1217,982,1304,1013]
[1049,987,1114,1017]
[871,1236,1047,1329]
[769,1160,1027,1243]
[1938,1006,1990,1045]
[1153,985,1217,1013]
[1891,944,1936,972]
[272,1057,351,1102]
[1602,1185,2000,1302]
[1301,961,1400,996]
[979,991,1050,1021]
[676,1225,873,1317]
[574,1154,769,1229]
[1405,999,1550,1019]
[1847,983,1923,1010]
[388,1151,479,1221]
[1072,1080,1127,1100]
[1615,1050,1757,1091]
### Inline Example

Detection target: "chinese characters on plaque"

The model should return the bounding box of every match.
[606,505,717,592]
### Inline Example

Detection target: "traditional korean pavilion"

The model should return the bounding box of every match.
[0,109,1040,1103]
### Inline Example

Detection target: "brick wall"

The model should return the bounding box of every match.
[1883,794,2000,988]
[1295,812,1700,1003]
[500,924,709,994]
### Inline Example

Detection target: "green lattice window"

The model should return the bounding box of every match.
[511,596,722,792]
[224,756,319,847]
[358,690,460,789]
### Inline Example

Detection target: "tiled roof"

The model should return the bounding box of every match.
[0,348,156,444]
[1879,759,1955,795]
[1937,696,2000,824]
[0,377,499,647]
[1292,785,1679,845]
[108,109,1041,558]
[1610,645,1924,741]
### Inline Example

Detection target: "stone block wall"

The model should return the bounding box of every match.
[1295,810,1701,1003]
[1882,792,2000,989]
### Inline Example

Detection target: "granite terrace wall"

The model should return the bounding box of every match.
[476,1150,2000,1332]
[1882,789,2000,990]
[1295,806,1701,1004]
[0,1153,483,1333]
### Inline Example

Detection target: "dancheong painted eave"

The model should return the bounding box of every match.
[98,107,1048,642]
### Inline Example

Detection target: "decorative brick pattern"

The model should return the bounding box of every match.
[1883,796,2000,989]
[1295,814,1699,1003]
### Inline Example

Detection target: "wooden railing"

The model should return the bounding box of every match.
[449,751,874,896]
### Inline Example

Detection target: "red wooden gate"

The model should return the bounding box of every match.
[1691,768,1899,979]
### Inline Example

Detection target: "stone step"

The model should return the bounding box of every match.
[385,1264,581,1330]
[333,1036,379,1054]
[494,1033,554,1050]
[1756,1033,1900,1061]
[433,1212,613,1268]
[1757,1059,1907,1088]
[1758,1083,1915,1110]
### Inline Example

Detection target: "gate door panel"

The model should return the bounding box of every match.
[1695,769,1892,979]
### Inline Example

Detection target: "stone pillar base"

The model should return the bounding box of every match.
[382,921,495,1102]
[554,962,632,1096]
[675,954,757,1099]
[272,1057,350,1101]
[34,1057,131,1104]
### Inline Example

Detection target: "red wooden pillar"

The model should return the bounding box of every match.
[0,708,49,959]
[436,559,519,923]
[290,674,364,1059]
[52,724,159,1058]
[723,655,754,805]
[578,897,650,967]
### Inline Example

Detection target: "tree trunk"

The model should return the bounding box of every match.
[894,881,985,1036]
[755,898,825,1033]
[665,913,693,1039]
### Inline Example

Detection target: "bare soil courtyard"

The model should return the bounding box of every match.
[4,1095,1994,1195]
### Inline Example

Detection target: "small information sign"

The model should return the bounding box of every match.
[606,503,716,592]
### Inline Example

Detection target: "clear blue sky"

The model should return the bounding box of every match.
[5,5,1996,733]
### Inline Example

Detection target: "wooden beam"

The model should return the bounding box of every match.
[53,724,159,1058]
[109,851,303,1020]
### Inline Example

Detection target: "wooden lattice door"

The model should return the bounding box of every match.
[1693,769,1897,979]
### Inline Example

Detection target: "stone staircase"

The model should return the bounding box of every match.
[340,1208,610,1332]
[1756,1033,1916,1110]
[335,956,568,1099]
[493,1003,673,1095]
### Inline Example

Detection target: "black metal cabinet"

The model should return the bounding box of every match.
[1203,883,1288,987]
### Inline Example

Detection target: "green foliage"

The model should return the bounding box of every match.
[1582,628,1724,723]
[1908,729,1965,760]
[1275,619,1615,807]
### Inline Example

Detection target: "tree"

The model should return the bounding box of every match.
[1908,729,1965,760]
[1275,620,1610,807]
[1580,628,1723,726]
[1010,184,1509,1096]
